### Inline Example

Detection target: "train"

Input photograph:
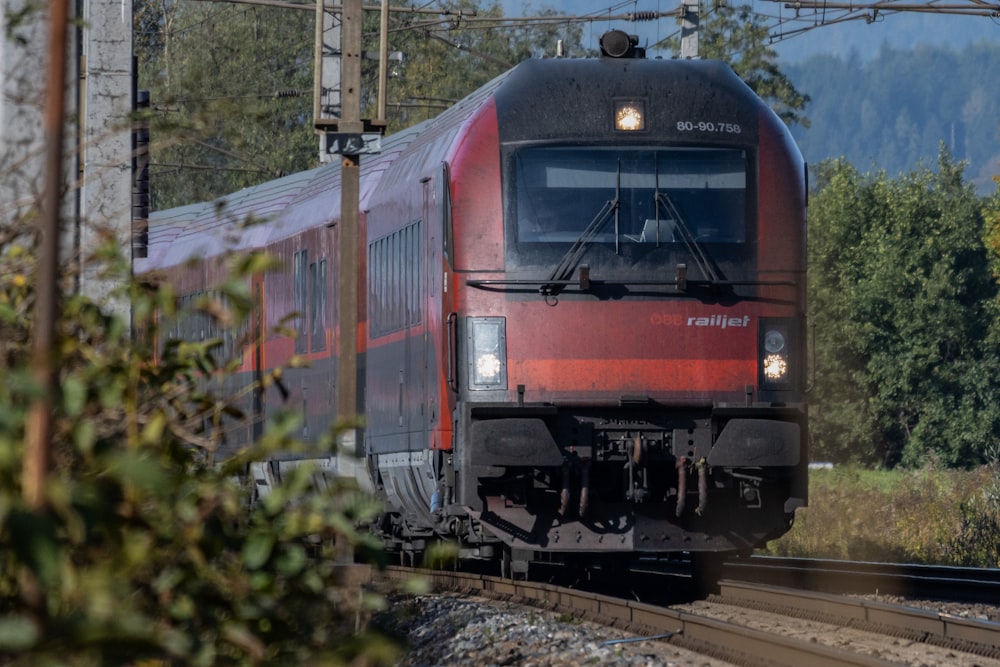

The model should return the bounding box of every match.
[139,30,809,580]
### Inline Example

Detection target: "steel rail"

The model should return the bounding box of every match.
[722,555,1000,604]
[716,579,1000,659]
[381,566,898,667]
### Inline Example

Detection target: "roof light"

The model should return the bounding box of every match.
[615,100,645,132]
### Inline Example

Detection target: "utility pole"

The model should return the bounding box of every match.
[336,0,362,456]
[315,0,385,457]
[679,0,699,59]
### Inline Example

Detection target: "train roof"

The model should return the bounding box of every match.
[139,131,407,271]
[139,64,513,273]
[138,53,759,273]
[492,57,761,144]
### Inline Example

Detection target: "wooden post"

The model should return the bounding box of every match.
[24,0,70,512]
[337,0,363,456]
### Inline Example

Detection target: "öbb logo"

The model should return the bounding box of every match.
[649,313,752,329]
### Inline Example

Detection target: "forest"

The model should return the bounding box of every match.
[786,42,1000,195]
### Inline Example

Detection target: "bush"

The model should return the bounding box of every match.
[0,241,399,666]
[947,474,1000,568]
[763,464,1000,567]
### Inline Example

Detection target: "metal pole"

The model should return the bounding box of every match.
[377,0,388,122]
[313,0,324,127]
[337,0,363,456]
[24,0,70,512]
[680,0,699,59]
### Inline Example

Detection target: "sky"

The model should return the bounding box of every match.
[499,0,1000,62]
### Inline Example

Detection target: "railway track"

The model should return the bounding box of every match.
[375,561,1000,666]
[721,555,1000,605]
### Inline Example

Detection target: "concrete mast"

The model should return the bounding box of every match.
[1,0,134,315]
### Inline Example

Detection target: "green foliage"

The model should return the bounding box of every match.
[135,0,588,208]
[949,474,1000,568]
[364,1,586,132]
[808,151,1000,467]
[984,177,1000,284]
[659,3,809,128]
[134,0,317,209]
[763,465,1000,567]
[0,239,399,665]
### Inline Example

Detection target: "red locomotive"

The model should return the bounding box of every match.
[141,31,808,579]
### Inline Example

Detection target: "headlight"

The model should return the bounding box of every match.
[759,320,794,390]
[764,329,785,353]
[468,317,507,390]
[762,353,788,381]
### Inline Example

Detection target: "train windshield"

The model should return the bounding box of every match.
[513,146,747,245]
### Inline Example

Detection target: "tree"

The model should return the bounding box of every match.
[805,160,881,465]
[786,42,1000,195]
[135,0,588,209]
[660,3,810,127]
[808,151,1000,467]
[981,176,1000,287]
[135,0,317,210]
[364,2,586,132]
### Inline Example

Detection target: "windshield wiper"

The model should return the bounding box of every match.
[541,198,618,296]
[654,191,722,285]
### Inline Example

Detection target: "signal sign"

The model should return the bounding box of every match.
[325,132,381,156]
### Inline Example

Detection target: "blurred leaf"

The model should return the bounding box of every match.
[0,615,39,650]
[103,451,170,494]
[421,541,460,570]
[275,543,307,577]
[399,575,431,596]
[61,376,87,417]
[242,531,275,570]
[8,511,61,587]
[222,621,266,662]
[141,411,168,446]
[73,419,96,454]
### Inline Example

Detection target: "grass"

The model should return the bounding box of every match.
[760,465,1000,567]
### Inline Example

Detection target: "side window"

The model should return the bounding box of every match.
[309,258,327,352]
[368,220,422,338]
[166,290,245,365]
[294,249,308,353]
[439,163,454,270]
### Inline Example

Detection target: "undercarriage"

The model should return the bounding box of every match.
[377,401,806,572]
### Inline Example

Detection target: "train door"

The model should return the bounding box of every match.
[418,175,436,447]
[252,274,265,442]
[403,213,426,447]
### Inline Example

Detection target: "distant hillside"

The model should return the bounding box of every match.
[772,13,998,62]
[786,41,1000,194]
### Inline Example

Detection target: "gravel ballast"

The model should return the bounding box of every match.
[378,590,1000,667]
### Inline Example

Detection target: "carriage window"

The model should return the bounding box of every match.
[309,258,327,352]
[368,220,422,338]
[513,147,746,245]
[294,249,308,353]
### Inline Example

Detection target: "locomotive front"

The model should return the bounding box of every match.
[442,38,807,569]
